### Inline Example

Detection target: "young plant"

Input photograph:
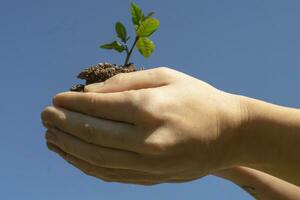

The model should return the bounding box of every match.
[100,2,160,66]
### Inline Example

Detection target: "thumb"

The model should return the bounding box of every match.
[84,67,174,93]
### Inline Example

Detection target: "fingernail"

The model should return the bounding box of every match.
[84,82,105,92]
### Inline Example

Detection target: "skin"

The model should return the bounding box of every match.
[234,96,300,185]
[41,67,300,192]
[213,167,300,200]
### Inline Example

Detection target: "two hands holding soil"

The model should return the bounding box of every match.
[41,67,300,199]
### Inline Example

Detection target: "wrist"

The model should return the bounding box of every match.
[215,94,279,170]
[230,95,300,183]
[213,93,251,170]
[230,96,278,169]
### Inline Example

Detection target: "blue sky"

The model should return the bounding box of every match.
[1,0,300,199]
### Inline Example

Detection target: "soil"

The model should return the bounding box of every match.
[70,62,139,92]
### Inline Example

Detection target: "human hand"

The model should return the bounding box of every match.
[41,67,246,185]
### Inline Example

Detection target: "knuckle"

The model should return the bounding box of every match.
[144,129,174,155]
[134,91,152,110]
[156,67,172,76]
[154,67,178,82]
[122,90,141,108]
[139,91,167,120]
[146,142,169,154]
[157,66,170,72]
[127,92,151,118]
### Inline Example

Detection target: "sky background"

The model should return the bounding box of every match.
[1,0,300,199]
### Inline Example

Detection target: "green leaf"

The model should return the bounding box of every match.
[100,41,125,53]
[136,37,155,58]
[130,2,143,26]
[144,12,155,20]
[136,18,160,37]
[100,42,115,49]
[111,41,125,52]
[115,22,127,43]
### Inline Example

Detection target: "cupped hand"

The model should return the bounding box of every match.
[41,67,246,185]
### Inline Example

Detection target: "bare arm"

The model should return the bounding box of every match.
[213,167,300,200]
[229,96,300,185]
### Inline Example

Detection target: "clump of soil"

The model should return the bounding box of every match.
[70,62,138,92]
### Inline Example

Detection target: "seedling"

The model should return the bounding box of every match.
[100,2,160,66]
[70,3,160,92]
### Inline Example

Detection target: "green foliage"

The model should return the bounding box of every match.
[136,18,160,37]
[115,22,128,43]
[100,2,160,65]
[136,37,154,58]
[144,12,155,20]
[130,2,143,26]
[100,41,125,52]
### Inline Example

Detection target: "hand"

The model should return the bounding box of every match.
[41,67,246,185]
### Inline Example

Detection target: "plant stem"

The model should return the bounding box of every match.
[124,46,129,54]
[124,36,139,66]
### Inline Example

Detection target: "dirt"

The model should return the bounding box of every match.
[70,62,138,92]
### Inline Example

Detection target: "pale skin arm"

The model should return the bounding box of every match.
[41,67,300,185]
[232,96,300,185]
[213,167,300,200]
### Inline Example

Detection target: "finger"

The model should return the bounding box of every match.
[42,106,141,152]
[52,91,138,123]
[84,67,174,93]
[47,142,116,182]
[47,142,166,185]
[45,128,150,171]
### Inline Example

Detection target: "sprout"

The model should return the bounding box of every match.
[100,2,160,66]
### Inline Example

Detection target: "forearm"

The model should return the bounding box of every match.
[231,96,300,185]
[213,167,300,200]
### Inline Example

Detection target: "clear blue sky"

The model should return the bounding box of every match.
[1,0,300,199]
